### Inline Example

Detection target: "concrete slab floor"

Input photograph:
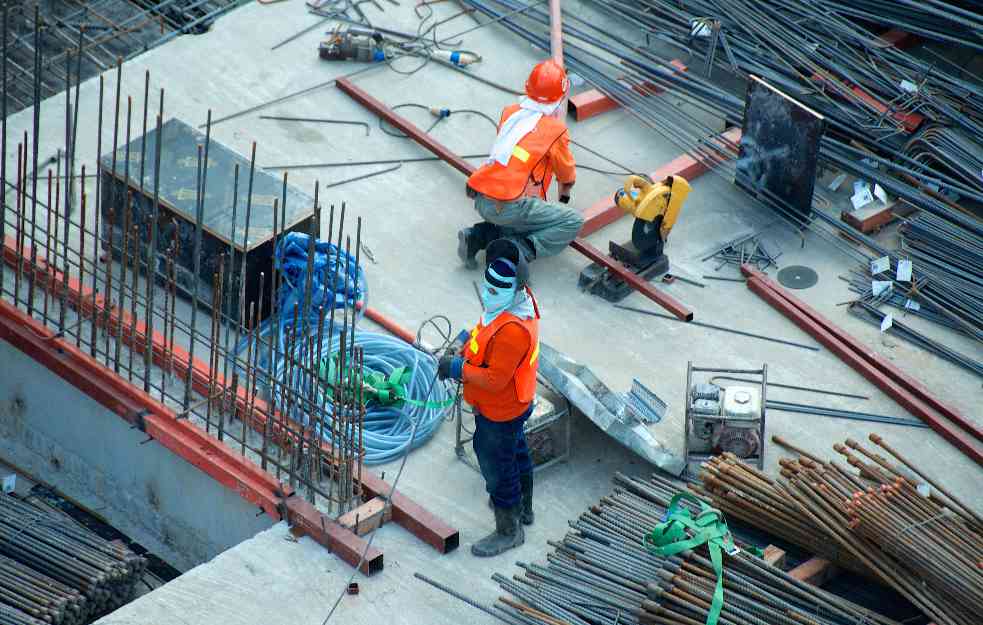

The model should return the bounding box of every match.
[2,0,981,622]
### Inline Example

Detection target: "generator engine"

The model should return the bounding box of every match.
[684,363,767,473]
[688,384,761,457]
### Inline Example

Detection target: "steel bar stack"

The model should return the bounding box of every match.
[470,472,899,625]
[778,434,983,625]
[847,301,983,378]
[0,9,369,523]
[461,0,983,341]
[0,1,246,114]
[0,494,147,625]
[690,451,871,576]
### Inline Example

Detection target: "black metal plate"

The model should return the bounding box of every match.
[777,265,819,289]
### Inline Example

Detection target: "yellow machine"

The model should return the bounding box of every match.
[611,174,691,267]
[579,174,692,301]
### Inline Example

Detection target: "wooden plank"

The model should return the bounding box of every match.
[338,497,392,536]
[788,557,839,586]
[762,545,787,568]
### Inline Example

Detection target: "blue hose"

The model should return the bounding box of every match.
[238,233,450,465]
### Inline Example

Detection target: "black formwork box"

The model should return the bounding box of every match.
[99,119,316,321]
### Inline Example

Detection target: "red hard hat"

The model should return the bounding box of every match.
[525,60,569,104]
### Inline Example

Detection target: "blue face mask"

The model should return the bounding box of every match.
[480,280,517,324]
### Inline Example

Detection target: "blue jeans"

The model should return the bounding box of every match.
[473,406,534,509]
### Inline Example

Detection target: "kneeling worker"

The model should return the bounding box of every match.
[459,60,583,267]
[438,239,540,556]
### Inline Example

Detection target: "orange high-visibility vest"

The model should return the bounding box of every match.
[466,104,568,202]
[463,292,541,421]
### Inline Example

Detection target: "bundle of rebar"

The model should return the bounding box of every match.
[777,434,983,625]
[482,472,898,625]
[690,451,871,576]
[0,494,147,625]
[461,0,983,339]
[847,301,983,378]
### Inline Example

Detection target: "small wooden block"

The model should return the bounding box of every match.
[788,557,839,586]
[762,545,787,568]
[338,497,392,536]
[841,201,897,233]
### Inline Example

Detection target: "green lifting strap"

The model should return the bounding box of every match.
[643,492,738,625]
[319,357,455,409]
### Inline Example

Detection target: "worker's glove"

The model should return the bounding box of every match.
[443,329,470,358]
[437,355,464,382]
[558,181,574,204]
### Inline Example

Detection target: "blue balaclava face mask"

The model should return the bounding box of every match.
[481,258,518,325]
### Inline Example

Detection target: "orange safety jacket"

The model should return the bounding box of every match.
[467,104,574,202]
[462,289,541,422]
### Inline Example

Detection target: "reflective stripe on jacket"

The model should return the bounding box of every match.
[462,291,541,421]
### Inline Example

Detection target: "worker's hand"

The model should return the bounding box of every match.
[558,181,574,204]
[437,355,464,381]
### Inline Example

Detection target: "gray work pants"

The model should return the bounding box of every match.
[475,193,584,259]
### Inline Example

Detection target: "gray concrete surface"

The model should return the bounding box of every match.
[1,0,981,622]
[0,337,274,571]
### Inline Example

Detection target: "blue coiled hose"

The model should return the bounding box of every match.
[239,233,451,465]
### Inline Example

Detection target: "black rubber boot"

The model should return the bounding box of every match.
[457,222,501,269]
[519,473,534,526]
[471,505,524,557]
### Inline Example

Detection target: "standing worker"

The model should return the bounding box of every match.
[438,239,540,557]
[459,60,583,268]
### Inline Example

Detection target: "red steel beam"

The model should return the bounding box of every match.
[579,126,743,237]
[568,61,689,122]
[743,265,979,441]
[335,78,473,176]
[337,79,695,321]
[1,235,458,556]
[741,266,983,466]
[0,295,384,573]
[571,239,693,321]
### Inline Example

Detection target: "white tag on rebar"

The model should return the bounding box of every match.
[896,259,912,282]
[690,20,711,38]
[851,187,874,210]
[873,184,888,205]
[880,314,893,333]
[828,173,847,191]
[870,256,890,275]
[871,280,892,297]
[899,79,918,93]
[904,299,921,312]
[1,475,14,494]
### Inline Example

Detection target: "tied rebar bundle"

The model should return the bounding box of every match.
[478,473,898,625]
[776,434,983,625]
[0,494,147,625]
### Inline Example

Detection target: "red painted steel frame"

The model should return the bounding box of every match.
[579,126,743,237]
[741,265,983,466]
[568,61,689,122]
[1,236,459,556]
[0,294,383,574]
[336,79,695,321]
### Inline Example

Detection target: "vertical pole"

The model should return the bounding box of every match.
[222,164,239,400]
[0,0,7,294]
[548,0,565,120]
[91,76,104,358]
[144,92,164,393]
[27,4,41,318]
[185,142,204,412]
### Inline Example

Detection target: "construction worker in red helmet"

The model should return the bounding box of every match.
[459,60,583,268]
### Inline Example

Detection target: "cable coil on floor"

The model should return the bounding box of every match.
[240,232,452,465]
